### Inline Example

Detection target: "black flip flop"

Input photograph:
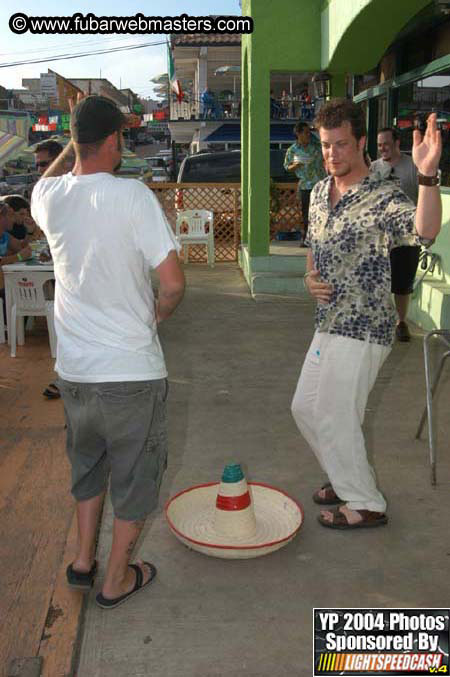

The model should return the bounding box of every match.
[43,382,60,400]
[96,562,157,610]
[66,560,98,591]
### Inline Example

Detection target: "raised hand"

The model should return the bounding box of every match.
[68,92,87,114]
[412,112,442,176]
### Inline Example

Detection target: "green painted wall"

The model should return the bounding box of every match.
[242,0,322,71]
[409,194,450,331]
[322,0,430,72]
[433,191,450,286]
[409,192,450,331]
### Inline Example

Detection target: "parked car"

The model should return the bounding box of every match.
[115,166,146,179]
[148,167,169,182]
[144,156,167,170]
[175,149,292,213]
[0,172,40,198]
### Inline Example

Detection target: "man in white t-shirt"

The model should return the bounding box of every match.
[31,95,185,610]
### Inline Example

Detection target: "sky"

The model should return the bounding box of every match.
[0,0,241,100]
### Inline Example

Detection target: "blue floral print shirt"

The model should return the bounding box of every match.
[305,172,427,346]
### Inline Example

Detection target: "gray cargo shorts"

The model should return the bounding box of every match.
[57,378,168,521]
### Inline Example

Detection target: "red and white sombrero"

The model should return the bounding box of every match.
[165,463,304,559]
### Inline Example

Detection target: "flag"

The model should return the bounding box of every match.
[167,43,184,102]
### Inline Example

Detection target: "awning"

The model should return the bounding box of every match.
[204,123,296,143]
[0,131,27,167]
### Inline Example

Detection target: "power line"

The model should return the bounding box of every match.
[0,39,167,69]
[0,34,158,58]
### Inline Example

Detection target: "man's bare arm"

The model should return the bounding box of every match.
[41,141,76,179]
[155,250,185,322]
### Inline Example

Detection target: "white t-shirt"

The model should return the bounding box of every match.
[31,172,180,383]
[371,154,418,205]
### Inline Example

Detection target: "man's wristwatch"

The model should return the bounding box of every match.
[417,171,440,186]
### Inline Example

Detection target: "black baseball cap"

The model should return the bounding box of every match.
[71,95,127,144]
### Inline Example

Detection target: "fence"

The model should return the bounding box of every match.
[146,182,301,263]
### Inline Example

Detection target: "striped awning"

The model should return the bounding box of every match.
[0,131,27,167]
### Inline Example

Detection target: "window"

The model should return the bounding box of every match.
[394,69,450,186]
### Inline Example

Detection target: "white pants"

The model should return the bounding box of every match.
[291,331,391,513]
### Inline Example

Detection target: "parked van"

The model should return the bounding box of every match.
[175,149,292,212]
[177,149,292,184]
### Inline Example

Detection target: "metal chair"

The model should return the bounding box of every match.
[7,271,56,358]
[415,330,450,485]
[176,210,215,267]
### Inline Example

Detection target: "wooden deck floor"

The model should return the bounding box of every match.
[0,325,82,677]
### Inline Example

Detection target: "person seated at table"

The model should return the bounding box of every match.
[0,200,32,323]
[2,194,43,242]
[35,140,64,175]
[0,200,32,264]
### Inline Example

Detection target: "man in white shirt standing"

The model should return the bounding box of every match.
[371,127,420,341]
[32,95,185,609]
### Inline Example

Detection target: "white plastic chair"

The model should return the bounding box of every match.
[7,271,56,358]
[0,298,5,344]
[176,210,215,267]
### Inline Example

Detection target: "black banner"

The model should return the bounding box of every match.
[314,609,449,676]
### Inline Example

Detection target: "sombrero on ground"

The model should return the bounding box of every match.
[165,463,304,559]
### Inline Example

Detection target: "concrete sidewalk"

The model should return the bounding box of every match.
[76,264,450,677]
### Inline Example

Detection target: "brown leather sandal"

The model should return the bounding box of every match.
[318,507,388,530]
[312,482,342,505]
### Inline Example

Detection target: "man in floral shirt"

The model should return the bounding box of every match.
[284,121,325,244]
[291,99,442,530]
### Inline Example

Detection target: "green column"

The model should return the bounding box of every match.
[241,43,249,245]
[248,65,270,257]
